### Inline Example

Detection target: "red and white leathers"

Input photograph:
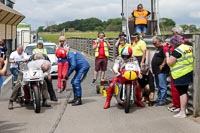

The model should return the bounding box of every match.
[104,56,144,109]
[163,44,180,108]
[58,61,68,91]
[57,46,69,91]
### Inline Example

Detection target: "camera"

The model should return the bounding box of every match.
[0,52,6,60]
[103,37,108,42]
[0,52,4,58]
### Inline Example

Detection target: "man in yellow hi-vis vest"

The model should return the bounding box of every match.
[92,32,111,84]
[166,35,193,118]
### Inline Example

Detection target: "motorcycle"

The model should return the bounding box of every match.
[22,65,45,113]
[114,60,140,113]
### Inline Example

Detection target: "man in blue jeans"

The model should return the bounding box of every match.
[0,57,8,91]
[151,37,169,106]
[9,46,28,83]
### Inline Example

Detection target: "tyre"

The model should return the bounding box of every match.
[96,85,100,94]
[125,85,131,113]
[33,85,41,113]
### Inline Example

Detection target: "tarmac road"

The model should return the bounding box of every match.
[0,51,200,133]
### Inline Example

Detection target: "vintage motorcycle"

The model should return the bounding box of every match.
[22,65,45,113]
[114,61,140,113]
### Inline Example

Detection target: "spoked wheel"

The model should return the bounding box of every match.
[125,85,131,113]
[96,85,100,94]
[33,85,41,113]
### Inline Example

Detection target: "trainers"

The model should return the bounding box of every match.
[173,108,181,112]
[173,112,186,118]
[168,106,176,112]
[92,79,96,84]
[186,109,189,115]
[57,89,63,93]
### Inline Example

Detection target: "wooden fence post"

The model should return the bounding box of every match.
[193,35,200,117]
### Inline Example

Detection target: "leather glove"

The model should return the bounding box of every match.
[115,71,120,77]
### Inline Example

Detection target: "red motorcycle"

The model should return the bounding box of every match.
[114,61,140,113]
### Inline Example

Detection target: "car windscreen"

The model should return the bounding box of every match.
[43,45,56,54]
[24,45,56,55]
[24,46,35,55]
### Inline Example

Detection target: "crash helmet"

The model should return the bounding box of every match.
[121,46,132,60]
[55,47,67,59]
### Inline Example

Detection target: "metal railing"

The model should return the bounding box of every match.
[68,35,200,117]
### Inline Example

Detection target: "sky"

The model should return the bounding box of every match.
[14,0,200,30]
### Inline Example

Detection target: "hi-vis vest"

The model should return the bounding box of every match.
[94,41,109,57]
[170,44,193,79]
[33,48,47,55]
[133,10,149,25]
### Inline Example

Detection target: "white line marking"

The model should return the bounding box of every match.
[3,75,12,85]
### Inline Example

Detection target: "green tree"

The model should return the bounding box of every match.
[95,26,104,32]
[159,18,176,32]
[189,24,198,32]
[45,24,59,32]
[37,26,44,32]
[105,18,122,31]
[79,18,103,31]
[180,24,189,32]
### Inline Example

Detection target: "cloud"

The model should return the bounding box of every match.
[14,0,200,29]
[159,0,200,26]
[15,0,121,29]
[190,11,200,19]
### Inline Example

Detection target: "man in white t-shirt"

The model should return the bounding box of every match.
[9,46,28,83]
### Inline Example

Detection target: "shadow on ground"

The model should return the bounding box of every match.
[0,121,26,133]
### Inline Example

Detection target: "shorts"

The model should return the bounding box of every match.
[135,25,147,34]
[176,85,188,96]
[95,58,108,72]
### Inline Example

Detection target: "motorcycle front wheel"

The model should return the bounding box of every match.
[33,85,41,113]
[125,85,131,113]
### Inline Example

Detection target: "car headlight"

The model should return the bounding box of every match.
[52,62,58,66]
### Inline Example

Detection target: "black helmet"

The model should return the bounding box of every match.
[119,32,126,37]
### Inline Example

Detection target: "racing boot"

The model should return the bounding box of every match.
[68,96,78,104]
[103,86,114,109]
[72,97,82,106]
[135,85,145,107]
[8,100,14,110]
[42,99,51,107]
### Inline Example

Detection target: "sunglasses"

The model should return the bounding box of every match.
[59,40,65,42]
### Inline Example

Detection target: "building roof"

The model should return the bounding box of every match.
[0,2,25,25]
